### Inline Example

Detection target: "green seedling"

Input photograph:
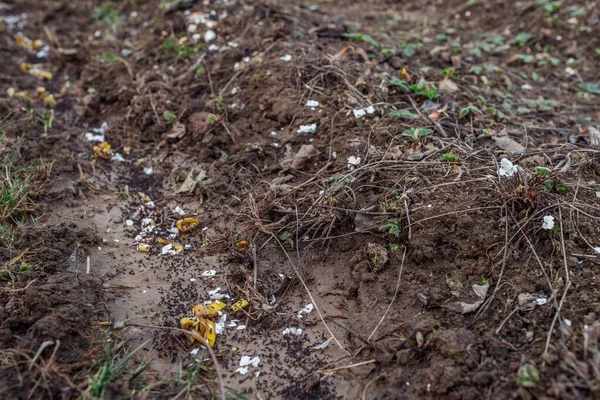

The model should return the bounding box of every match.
[517,364,540,388]
[98,52,120,63]
[459,105,482,118]
[390,109,416,120]
[341,32,382,48]
[398,40,422,57]
[163,110,176,122]
[389,243,401,253]
[439,67,454,77]
[535,166,551,175]
[411,80,438,100]
[512,32,534,47]
[401,127,432,141]
[579,82,600,95]
[206,114,217,124]
[388,78,410,92]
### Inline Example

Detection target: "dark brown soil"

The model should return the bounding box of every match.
[1,0,599,399]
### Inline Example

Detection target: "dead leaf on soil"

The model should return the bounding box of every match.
[588,126,600,148]
[438,79,458,94]
[493,136,525,154]
[289,144,319,169]
[166,121,186,139]
[448,283,489,314]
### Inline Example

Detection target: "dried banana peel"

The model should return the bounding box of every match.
[93,142,113,159]
[231,299,249,313]
[176,217,200,233]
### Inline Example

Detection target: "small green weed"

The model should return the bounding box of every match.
[92,3,124,31]
[342,32,382,49]
[379,219,401,238]
[410,80,438,100]
[441,153,459,163]
[161,39,203,60]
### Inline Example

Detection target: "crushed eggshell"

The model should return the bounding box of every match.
[298,303,314,318]
[542,215,555,230]
[297,123,317,134]
[497,158,517,177]
[347,156,361,170]
[282,327,303,335]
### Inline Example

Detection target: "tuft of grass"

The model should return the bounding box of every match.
[1,153,36,226]
[161,39,203,60]
[92,3,124,31]
[82,337,152,399]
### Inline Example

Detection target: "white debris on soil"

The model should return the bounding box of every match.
[235,355,260,375]
[85,122,108,142]
[237,325,247,330]
[594,247,600,254]
[347,156,361,170]
[280,54,292,62]
[174,206,185,216]
[110,153,125,162]
[536,298,548,305]
[497,158,518,177]
[313,337,333,350]
[297,123,317,134]
[542,215,555,230]
[202,270,217,277]
[208,44,220,51]
[208,287,230,300]
[240,356,260,367]
[231,87,238,95]
[125,220,134,226]
[161,244,173,255]
[143,167,153,175]
[352,108,366,119]
[282,327,303,335]
[521,84,533,91]
[297,303,314,318]
[306,99,319,109]
[215,314,227,334]
[351,105,375,119]
[204,29,216,42]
